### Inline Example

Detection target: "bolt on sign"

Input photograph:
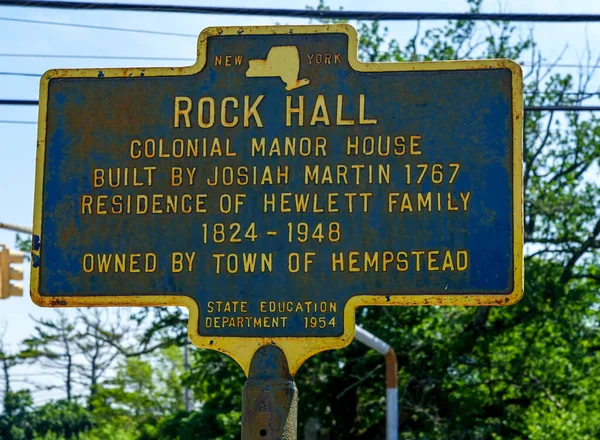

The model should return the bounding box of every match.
[31,25,523,375]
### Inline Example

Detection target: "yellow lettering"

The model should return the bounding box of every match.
[286,95,304,126]
[82,254,93,273]
[310,94,331,126]
[411,251,424,272]
[410,135,422,155]
[244,95,264,127]
[172,252,183,273]
[336,95,354,125]
[81,195,92,214]
[93,169,104,188]
[331,252,343,271]
[457,250,468,270]
[221,97,239,128]
[130,140,141,158]
[129,253,141,273]
[174,96,192,128]
[427,251,439,271]
[197,97,215,128]
[460,192,471,210]
[359,94,377,124]
[442,251,455,270]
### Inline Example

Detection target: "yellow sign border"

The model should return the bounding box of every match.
[31,24,524,376]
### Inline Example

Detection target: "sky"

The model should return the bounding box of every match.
[1,0,600,401]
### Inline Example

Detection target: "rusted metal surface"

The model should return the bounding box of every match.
[385,349,398,389]
[242,345,298,440]
[31,25,523,374]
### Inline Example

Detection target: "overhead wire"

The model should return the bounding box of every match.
[1,99,599,113]
[0,99,38,105]
[4,68,600,101]
[0,2,598,114]
[526,105,600,111]
[0,120,36,124]
[0,6,598,72]
[0,54,599,71]
[0,52,193,61]
[0,16,196,37]
[2,0,600,22]
[0,71,41,77]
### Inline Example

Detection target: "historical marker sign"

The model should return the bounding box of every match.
[32,25,523,374]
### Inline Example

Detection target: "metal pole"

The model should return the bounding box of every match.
[385,349,398,440]
[242,345,298,440]
[355,326,398,440]
[0,222,32,234]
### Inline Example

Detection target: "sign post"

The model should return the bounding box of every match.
[32,25,523,436]
[242,345,298,439]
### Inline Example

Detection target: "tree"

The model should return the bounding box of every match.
[31,399,92,439]
[137,1,600,438]
[14,235,31,259]
[75,310,122,409]
[11,1,599,438]
[21,312,79,401]
[89,346,186,437]
[0,326,24,407]
[0,331,36,440]
[0,393,93,440]
[0,390,34,440]
[20,309,124,409]
[293,1,600,438]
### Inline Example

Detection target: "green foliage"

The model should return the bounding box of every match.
[0,348,189,440]
[3,1,600,438]
[145,1,600,438]
[15,234,31,260]
[31,400,92,439]
[76,423,138,440]
[84,347,186,439]
[0,390,34,440]
[297,2,598,437]
[21,313,79,402]
[153,408,240,440]
[182,350,244,439]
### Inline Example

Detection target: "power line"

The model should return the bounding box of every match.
[0,71,40,77]
[522,62,600,70]
[1,99,599,112]
[3,66,600,99]
[0,54,598,70]
[2,0,600,22]
[527,105,600,111]
[0,52,193,61]
[0,100,38,105]
[0,16,196,37]
[0,120,36,124]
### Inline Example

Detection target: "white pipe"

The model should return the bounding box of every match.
[355,325,390,355]
[386,388,398,440]
[355,326,398,440]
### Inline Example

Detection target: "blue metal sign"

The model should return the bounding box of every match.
[32,25,523,374]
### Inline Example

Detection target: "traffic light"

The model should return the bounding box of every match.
[0,245,25,299]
